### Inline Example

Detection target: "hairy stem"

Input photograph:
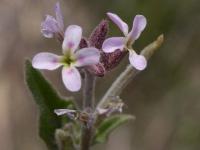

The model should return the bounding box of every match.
[80,126,93,150]
[81,70,96,150]
[98,34,164,108]
[83,70,96,109]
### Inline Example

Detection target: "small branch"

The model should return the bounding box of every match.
[98,34,164,108]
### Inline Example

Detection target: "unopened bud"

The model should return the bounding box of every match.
[87,20,127,76]
[79,38,88,49]
[89,19,109,49]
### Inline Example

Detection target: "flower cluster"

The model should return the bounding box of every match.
[26,2,165,150]
[32,3,100,92]
[32,2,147,92]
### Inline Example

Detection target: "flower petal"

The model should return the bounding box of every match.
[128,15,147,41]
[41,15,59,38]
[129,51,147,70]
[62,67,81,92]
[62,25,82,54]
[32,52,62,70]
[75,47,100,67]
[102,37,125,53]
[107,12,129,36]
[55,2,64,31]
[97,108,108,115]
[54,109,76,116]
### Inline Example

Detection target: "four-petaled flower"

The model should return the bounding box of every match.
[41,2,64,41]
[32,25,100,92]
[102,12,147,70]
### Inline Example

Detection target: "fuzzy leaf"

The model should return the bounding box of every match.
[25,60,74,150]
[93,114,135,144]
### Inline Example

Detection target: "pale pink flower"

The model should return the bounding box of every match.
[102,12,147,70]
[32,25,100,92]
[41,2,64,40]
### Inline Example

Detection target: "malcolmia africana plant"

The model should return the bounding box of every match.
[26,2,163,150]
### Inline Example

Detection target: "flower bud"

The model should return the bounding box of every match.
[79,38,89,49]
[87,20,127,76]
[96,96,124,116]
[89,19,109,49]
[103,49,127,71]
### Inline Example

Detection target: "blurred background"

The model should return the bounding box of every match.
[0,0,200,150]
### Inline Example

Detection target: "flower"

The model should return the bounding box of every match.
[54,109,77,119]
[96,96,124,116]
[32,25,100,92]
[54,109,94,128]
[41,2,64,41]
[102,12,147,70]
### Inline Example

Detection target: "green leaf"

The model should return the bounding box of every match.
[93,114,135,144]
[25,60,74,150]
[55,129,74,150]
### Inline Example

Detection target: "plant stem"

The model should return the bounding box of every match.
[83,70,96,109]
[81,70,96,150]
[80,126,93,150]
[98,34,164,108]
